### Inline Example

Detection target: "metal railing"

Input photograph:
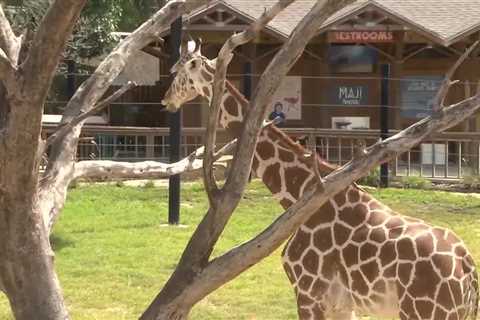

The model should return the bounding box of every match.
[43,125,480,180]
[283,128,480,180]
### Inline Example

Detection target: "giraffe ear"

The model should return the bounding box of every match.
[187,40,196,53]
[194,38,203,54]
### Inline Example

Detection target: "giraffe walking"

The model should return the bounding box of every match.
[161,40,479,320]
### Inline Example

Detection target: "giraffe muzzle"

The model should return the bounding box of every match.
[162,99,179,113]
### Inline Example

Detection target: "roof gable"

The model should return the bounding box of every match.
[181,0,480,46]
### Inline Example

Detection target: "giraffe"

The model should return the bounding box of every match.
[161,40,479,320]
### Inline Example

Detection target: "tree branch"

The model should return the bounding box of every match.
[433,41,478,110]
[46,0,189,172]
[204,0,296,205]
[312,150,325,190]
[73,139,237,180]
[38,0,193,235]
[198,0,296,250]
[222,0,356,197]
[0,47,16,88]
[0,5,21,65]
[22,0,88,101]
[45,82,137,148]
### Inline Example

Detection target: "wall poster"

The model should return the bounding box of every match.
[267,76,302,121]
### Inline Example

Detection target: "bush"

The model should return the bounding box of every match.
[143,180,155,189]
[115,180,125,188]
[399,176,432,189]
[462,175,480,190]
[358,167,381,188]
[68,179,78,189]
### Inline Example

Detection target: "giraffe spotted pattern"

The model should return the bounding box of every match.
[161,41,479,320]
[254,129,478,320]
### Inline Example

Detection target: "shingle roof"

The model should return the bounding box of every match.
[186,0,480,46]
[221,0,316,38]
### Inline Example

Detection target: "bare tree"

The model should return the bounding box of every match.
[1,0,479,319]
[141,1,480,320]
[0,0,214,319]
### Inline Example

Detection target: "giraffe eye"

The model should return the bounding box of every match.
[189,60,197,69]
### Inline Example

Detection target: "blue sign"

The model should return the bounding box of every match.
[401,76,443,118]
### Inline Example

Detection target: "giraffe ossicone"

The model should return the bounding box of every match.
[162,39,479,320]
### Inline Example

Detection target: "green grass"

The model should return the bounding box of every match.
[0,181,479,319]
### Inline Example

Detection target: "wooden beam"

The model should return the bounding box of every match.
[187,24,249,31]
[401,44,432,63]
[330,24,406,31]
[304,48,323,61]
[395,31,405,62]
[364,43,395,62]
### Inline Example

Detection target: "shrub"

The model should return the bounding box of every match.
[462,175,480,190]
[68,179,78,189]
[358,167,381,188]
[143,180,156,189]
[115,180,125,188]
[399,176,432,189]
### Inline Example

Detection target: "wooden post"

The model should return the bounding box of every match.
[380,64,391,187]
[168,17,182,225]
[242,44,255,99]
[66,60,76,99]
[393,31,405,130]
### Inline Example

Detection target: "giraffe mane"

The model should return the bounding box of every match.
[224,80,338,172]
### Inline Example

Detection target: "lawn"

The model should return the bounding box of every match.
[0,180,479,319]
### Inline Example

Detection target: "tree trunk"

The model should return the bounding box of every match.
[140,267,196,320]
[0,184,68,320]
[0,84,5,127]
[0,93,69,318]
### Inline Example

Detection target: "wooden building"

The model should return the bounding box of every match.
[39,1,480,178]
[132,0,480,133]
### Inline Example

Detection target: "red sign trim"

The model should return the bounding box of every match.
[328,31,395,43]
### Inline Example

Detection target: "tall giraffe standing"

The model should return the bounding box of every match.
[161,41,479,320]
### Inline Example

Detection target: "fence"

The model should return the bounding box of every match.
[287,129,480,180]
[41,71,480,181]
[42,125,480,181]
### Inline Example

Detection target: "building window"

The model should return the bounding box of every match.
[401,76,443,119]
[328,45,378,73]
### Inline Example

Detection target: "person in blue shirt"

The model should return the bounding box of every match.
[268,102,286,125]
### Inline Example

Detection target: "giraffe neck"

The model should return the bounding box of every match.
[203,80,340,207]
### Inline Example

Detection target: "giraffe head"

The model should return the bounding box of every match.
[162,38,217,112]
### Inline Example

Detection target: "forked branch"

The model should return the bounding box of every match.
[22,0,88,97]
[0,47,16,87]
[222,0,357,198]
[141,2,358,318]
[203,0,297,205]
[38,0,195,238]
[73,139,238,180]
[46,82,136,147]
[433,41,479,110]
[311,150,325,190]
[0,5,21,64]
